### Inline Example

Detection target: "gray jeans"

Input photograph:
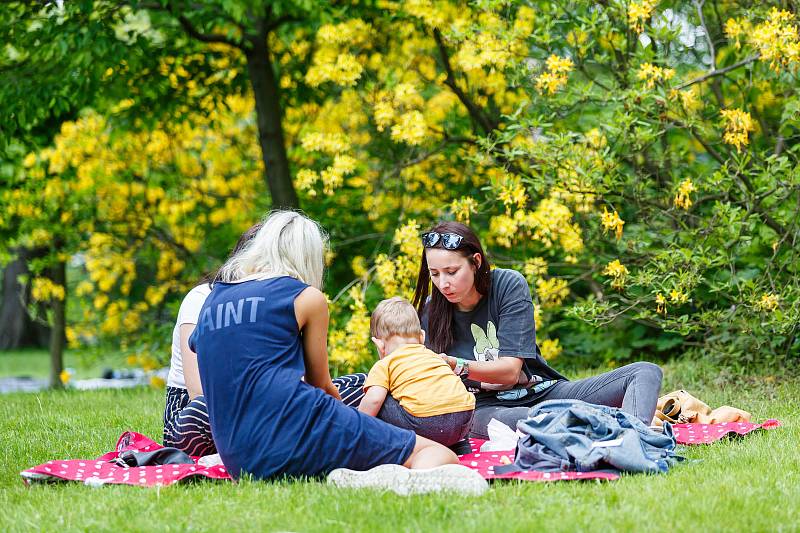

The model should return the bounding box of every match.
[378,395,474,447]
[471,362,662,439]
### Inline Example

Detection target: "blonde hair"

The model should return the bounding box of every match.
[217,210,327,289]
[370,297,422,339]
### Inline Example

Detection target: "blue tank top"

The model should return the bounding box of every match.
[190,276,415,479]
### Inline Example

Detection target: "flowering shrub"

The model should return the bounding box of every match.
[312,1,800,370]
[4,1,798,374]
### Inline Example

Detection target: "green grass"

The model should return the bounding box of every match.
[0,349,129,381]
[1,358,798,532]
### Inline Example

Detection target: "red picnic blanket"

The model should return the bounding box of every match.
[672,419,780,444]
[460,438,619,481]
[21,432,230,487]
[21,420,781,487]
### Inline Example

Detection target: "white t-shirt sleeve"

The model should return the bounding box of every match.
[177,284,213,326]
[167,283,213,390]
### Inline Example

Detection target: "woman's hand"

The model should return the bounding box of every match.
[452,356,523,385]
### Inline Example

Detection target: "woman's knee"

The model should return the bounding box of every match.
[404,435,459,468]
[630,361,663,387]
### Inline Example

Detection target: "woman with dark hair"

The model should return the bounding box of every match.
[163,222,262,456]
[411,220,663,440]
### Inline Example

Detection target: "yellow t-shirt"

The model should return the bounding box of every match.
[364,344,475,417]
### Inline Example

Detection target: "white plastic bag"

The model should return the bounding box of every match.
[479,418,523,452]
[197,453,224,467]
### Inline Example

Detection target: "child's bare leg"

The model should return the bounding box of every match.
[403,435,459,469]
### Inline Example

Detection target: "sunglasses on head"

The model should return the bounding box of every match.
[421,232,464,250]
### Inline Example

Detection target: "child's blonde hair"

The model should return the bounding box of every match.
[370,297,422,339]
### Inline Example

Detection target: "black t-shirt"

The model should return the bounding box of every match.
[422,268,566,408]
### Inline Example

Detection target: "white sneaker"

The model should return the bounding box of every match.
[327,463,488,496]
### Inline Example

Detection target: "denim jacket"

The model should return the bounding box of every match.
[500,399,679,474]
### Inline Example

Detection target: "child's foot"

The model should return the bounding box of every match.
[327,463,488,496]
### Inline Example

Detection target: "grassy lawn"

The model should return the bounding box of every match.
[0,349,128,381]
[1,358,798,532]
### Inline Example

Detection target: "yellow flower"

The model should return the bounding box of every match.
[749,9,800,72]
[720,108,755,152]
[351,256,368,277]
[296,169,319,195]
[669,289,688,304]
[535,55,573,95]
[637,63,675,89]
[655,293,667,315]
[31,278,66,302]
[540,338,563,361]
[301,132,351,154]
[450,197,478,224]
[94,294,109,309]
[536,278,570,309]
[673,178,696,210]
[628,0,657,33]
[497,177,528,213]
[545,54,574,75]
[603,260,629,289]
[394,220,422,258]
[755,292,780,311]
[489,214,518,248]
[724,18,752,49]
[305,51,364,87]
[522,257,548,283]
[390,110,428,146]
[374,254,398,296]
[59,369,73,384]
[600,206,625,240]
[536,72,567,94]
[324,249,336,267]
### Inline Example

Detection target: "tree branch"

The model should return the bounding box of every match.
[137,1,245,49]
[174,14,243,49]
[675,55,759,90]
[264,14,300,34]
[694,0,716,70]
[432,28,497,135]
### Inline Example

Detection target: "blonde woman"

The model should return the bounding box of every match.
[189,211,486,494]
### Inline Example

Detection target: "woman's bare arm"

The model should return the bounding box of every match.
[295,286,342,400]
[180,323,204,399]
[442,355,523,385]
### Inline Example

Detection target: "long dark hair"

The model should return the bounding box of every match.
[203,222,263,287]
[412,221,491,354]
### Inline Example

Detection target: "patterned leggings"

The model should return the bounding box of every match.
[163,386,216,457]
[162,375,367,456]
[332,373,368,407]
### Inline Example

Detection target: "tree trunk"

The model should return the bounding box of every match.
[246,30,299,209]
[48,261,66,389]
[0,248,49,349]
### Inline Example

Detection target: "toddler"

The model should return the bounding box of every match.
[359,297,475,452]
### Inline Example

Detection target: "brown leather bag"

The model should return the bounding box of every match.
[652,390,751,426]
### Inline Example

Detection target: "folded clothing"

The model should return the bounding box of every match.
[498,399,680,475]
[459,438,619,482]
